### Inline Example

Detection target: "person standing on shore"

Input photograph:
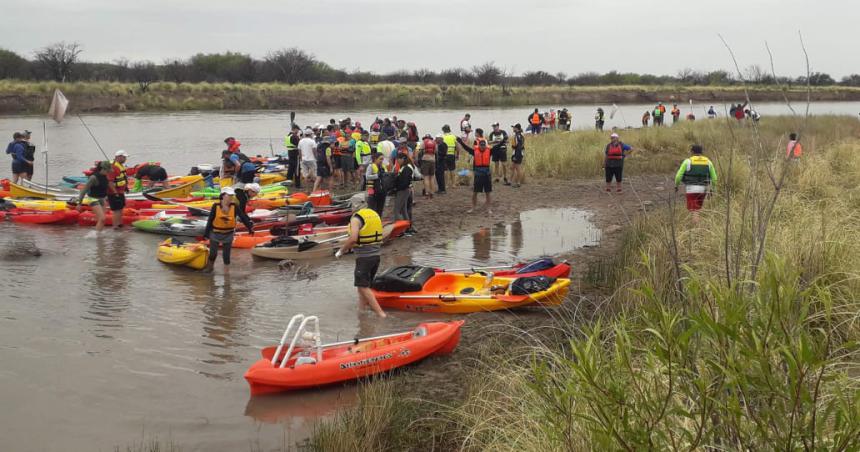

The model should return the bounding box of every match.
[488,122,509,185]
[510,124,525,188]
[313,136,334,191]
[642,111,651,127]
[335,208,387,318]
[707,106,717,119]
[442,125,458,189]
[603,133,633,193]
[434,134,447,194]
[298,129,317,188]
[458,137,493,214]
[365,152,387,216]
[786,133,803,160]
[528,109,543,135]
[393,153,416,235]
[460,114,471,133]
[671,104,681,124]
[109,150,130,229]
[417,134,437,197]
[652,104,664,127]
[285,126,301,189]
[674,144,717,224]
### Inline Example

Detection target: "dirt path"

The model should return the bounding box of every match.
[374,174,674,403]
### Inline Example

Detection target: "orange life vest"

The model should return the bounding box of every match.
[473,146,491,167]
[422,138,436,155]
[212,203,237,232]
[530,112,541,125]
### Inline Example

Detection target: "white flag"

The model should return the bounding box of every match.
[609,103,619,119]
[47,89,69,123]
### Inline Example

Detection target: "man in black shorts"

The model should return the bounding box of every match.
[459,137,493,214]
[487,122,509,185]
[336,208,387,318]
[603,133,633,193]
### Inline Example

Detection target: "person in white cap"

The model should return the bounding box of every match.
[202,186,255,273]
[298,128,317,188]
[603,133,634,193]
[108,150,130,228]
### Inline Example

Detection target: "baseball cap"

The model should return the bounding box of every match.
[115,149,129,157]
[244,183,261,193]
[435,133,443,139]
[221,186,235,196]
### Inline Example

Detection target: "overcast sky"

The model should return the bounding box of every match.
[4,0,857,78]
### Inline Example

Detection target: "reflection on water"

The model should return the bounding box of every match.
[419,208,600,268]
[0,207,599,452]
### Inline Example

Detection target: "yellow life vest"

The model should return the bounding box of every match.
[212,203,237,232]
[443,133,457,155]
[113,161,128,189]
[350,208,383,246]
[366,163,379,192]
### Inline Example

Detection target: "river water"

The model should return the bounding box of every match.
[1,102,858,185]
[0,204,598,452]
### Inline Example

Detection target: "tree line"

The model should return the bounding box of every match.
[2,42,858,90]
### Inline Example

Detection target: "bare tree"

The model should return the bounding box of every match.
[131,62,158,93]
[265,48,318,84]
[472,61,503,86]
[35,41,82,82]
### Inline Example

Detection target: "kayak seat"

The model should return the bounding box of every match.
[459,287,475,295]
[371,265,435,292]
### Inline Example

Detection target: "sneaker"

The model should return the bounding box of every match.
[605,187,611,192]
[616,188,623,193]
[494,178,500,183]
[504,181,512,186]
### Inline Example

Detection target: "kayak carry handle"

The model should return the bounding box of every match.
[279,315,321,368]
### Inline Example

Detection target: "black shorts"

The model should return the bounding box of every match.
[331,155,342,169]
[341,154,356,171]
[473,173,492,193]
[354,255,380,288]
[445,155,456,171]
[316,164,331,178]
[11,162,28,174]
[491,148,507,162]
[605,166,623,183]
[511,154,523,164]
[108,193,126,211]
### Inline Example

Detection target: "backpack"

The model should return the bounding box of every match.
[510,276,556,295]
[379,171,397,194]
[409,163,423,181]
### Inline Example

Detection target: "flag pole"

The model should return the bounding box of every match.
[43,121,48,196]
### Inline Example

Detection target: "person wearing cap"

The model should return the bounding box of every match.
[203,186,255,273]
[510,124,526,188]
[603,133,633,193]
[675,145,717,224]
[434,134,447,194]
[298,129,317,188]
[285,126,301,188]
[488,122,510,185]
[74,161,113,232]
[108,150,130,228]
[7,132,33,184]
[417,133,437,197]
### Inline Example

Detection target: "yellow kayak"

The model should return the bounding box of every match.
[156,238,209,270]
[8,199,72,211]
[8,176,204,201]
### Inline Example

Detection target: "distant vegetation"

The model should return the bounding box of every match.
[2,43,859,88]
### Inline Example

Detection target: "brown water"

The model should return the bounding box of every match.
[0,207,598,452]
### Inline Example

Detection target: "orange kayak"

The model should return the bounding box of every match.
[245,320,463,395]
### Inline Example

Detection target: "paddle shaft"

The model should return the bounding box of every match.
[77,115,110,161]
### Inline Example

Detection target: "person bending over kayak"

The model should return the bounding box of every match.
[74,161,113,232]
[603,133,633,193]
[132,162,168,189]
[335,208,387,318]
[674,144,717,224]
[203,186,255,273]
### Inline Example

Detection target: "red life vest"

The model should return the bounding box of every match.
[473,146,491,167]
[422,138,436,155]
[227,139,241,153]
[606,142,624,160]
[530,112,541,125]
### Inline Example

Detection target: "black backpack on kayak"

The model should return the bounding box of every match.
[510,276,556,295]
[372,265,435,292]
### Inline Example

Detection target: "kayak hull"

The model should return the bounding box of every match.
[245,321,463,395]
[250,221,408,260]
[373,273,571,314]
[156,238,209,270]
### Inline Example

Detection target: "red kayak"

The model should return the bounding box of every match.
[245,317,464,395]
[317,209,352,226]
[435,258,571,279]
[9,209,80,225]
